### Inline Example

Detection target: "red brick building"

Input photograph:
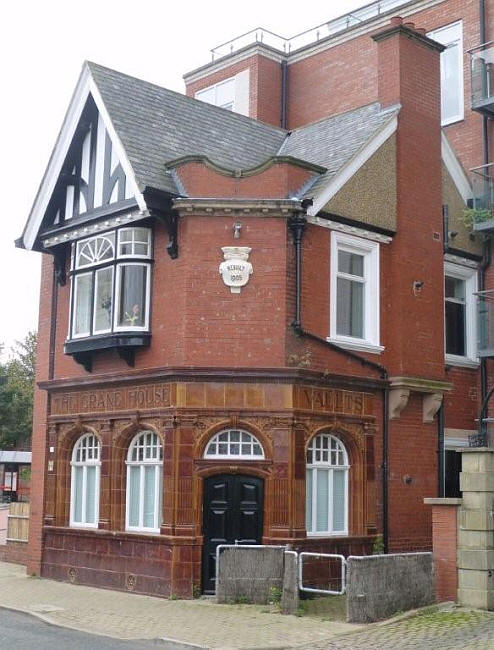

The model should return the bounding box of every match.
[18,0,494,597]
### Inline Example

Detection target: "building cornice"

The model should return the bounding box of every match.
[172,198,303,216]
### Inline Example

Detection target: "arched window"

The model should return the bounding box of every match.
[204,429,264,459]
[70,433,101,528]
[306,434,349,536]
[126,431,163,533]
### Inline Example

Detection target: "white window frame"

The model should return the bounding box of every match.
[427,21,464,126]
[125,431,163,534]
[114,263,151,332]
[306,434,349,537]
[69,434,101,529]
[195,77,236,111]
[444,261,478,367]
[203,429,265,459]
[69,226,152,340]
[329,232,382,354]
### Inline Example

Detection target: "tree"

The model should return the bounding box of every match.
[0,332,37,449]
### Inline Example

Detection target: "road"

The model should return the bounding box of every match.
[0,608,189,650]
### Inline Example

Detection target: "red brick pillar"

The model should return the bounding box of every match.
[424,498,461,602]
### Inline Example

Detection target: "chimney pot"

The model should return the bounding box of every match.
[404,22,416,30]
[390,16,403,26]
[415,27,427,35]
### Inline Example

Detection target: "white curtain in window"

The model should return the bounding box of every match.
[306,434,349,535]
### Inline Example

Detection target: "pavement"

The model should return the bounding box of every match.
[0,561,493,650]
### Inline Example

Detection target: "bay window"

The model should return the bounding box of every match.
[68,227,151,340]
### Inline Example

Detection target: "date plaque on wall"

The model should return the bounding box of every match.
[219,246,253,293]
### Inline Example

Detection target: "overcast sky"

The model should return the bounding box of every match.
[0,0,369,358]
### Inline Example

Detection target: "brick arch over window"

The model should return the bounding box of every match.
[111,421,164,531]
[55,423,101,527]
[305,425,367,538]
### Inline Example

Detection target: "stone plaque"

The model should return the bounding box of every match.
[295,386,372,417]
[51,383,172,415]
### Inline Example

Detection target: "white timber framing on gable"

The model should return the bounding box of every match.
[22,62,146,251]
[441,131,472,204]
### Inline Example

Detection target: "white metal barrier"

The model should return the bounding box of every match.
[298,552,347,595]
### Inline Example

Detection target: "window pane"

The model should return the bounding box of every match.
[306,469,313,532]
[337,278,364,338]
[117,265,147,328]
[445,276,465,301]
[316,469,329,532]
[93,267,114,333]
[338,250,364,277]
[143,465,156,529]
[445,300,465,355]
[128,466,140,527]
[333,470,346,532]
[73,466,83,523]
[73,274,92,336]
[441,43,462,122]
[85,466,96,524]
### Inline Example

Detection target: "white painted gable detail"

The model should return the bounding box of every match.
[22,63,146,251]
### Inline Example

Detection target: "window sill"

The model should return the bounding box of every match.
[327,338,384,355]
[445,354,479,369]
[307,531,348,537]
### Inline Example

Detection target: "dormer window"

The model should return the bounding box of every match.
[69,227,151,340]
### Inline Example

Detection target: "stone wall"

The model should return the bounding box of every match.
[346,553,434,623]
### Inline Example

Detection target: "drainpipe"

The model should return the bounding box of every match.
[437,403,445,497]
[281,60,288,130]
[288,208,390,553]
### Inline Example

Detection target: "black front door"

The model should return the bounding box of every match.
[202,474,264,593]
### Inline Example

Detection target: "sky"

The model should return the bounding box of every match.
[0,0,369,358]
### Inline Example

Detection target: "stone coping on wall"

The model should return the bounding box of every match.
[424,498,462,506]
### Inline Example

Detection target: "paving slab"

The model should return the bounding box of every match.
[0,562,359,649]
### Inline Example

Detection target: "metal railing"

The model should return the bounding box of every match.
[211,0,414,60]
[298,552,347,595]
[477,289,494,357]
[469,41,494,112]
[471,163,494,218]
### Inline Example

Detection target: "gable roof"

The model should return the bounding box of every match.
[87,62,287,195]
[22,62,469,251]
[279,102,400,211]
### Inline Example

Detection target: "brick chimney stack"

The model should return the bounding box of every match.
[372,18,446,379]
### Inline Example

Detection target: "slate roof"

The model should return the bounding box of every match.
[278,102,400,197]
[88,63,398,200]
[88,62,287,195]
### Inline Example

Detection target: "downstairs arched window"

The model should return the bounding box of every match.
[70,433,101,528]
[126,431,163,533]
[306,434,349,536]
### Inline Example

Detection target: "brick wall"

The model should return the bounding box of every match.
[428,502,459,601]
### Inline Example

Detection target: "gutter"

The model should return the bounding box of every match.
[288,207,390,553]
